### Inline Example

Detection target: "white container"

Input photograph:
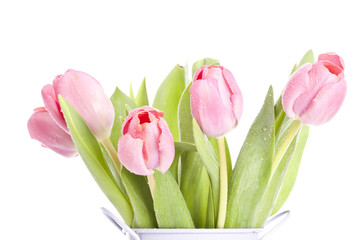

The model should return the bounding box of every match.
[101,207,289,240]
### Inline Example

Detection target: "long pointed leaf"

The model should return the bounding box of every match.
[109,87,137,149]
[120,168,157,228]
[100,144,127,198]
[178,83,194,143]
[180,152,210,228]
[59,96,133,226]
[271,126,309,215]
[225,86,275,228]
[135,78,149,107]
[153,170,195,228]
[193,119,220,223]
[298,49,315,67]
[153,65,186,141]
[252,128,299,227]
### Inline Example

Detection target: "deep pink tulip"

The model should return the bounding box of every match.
[52,69,115,141]
[28,107,77,157]
[190,65,243,138]
[282,53,347,125]
[118,107,175,176]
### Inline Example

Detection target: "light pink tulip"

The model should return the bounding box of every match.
[28,107,77,157]
[282,53,347,125]
[52,70,115,141]
[190,65,243,138]
[118,106,175,176]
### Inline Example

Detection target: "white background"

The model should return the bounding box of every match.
[1,0,359,239]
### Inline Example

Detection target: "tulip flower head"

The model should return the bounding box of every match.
[28,69,115,157]
[190,65,243,138]
[28,81,78,157]
[282,53,347,125]
[53,70,115,141]
[117,107,175,176]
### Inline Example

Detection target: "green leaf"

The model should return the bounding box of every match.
[193,119,220,222]
[178,82,212,227]
[174,141,197,152]
[192,58,220,77]
[180,152,210,228]
[58,96,133,226]
[271,126,309,215]
[178,83,194,143]
[129,82,135,101]
[99,144,127,198]
[153,170,195,228]
[298,49,315,67]
[252,126,299,227]
[153,65,186,141]
[109,87,137,149]
[225,86,275,228]
[206,185,215,228]
[135,78,149,107]
[120,168,157,228]
[168,150,181,184]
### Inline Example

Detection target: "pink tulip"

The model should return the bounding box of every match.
[52,69,115,141]
[190,65,243,138]
[282,53,347,125]
[117,106,175,176]
[28,107,77,157]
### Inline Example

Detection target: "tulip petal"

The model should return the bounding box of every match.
[292,63,336,116]
[53,69,114,141]
[223,67,243,122]
[118,134,154,176]
[41,84,68,133]
[27,109,77,157]
[142,120,160,169]
[318,52,344,70]
[299,76,346,125]
[157,118,175,174]
[282,63,313,119]
[190,78,235,137]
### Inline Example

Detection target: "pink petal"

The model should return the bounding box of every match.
[205,67,224,82]
[318,52,344,70]
[292,63,335,116]
[299,74,346,125]
[194,66,205,80]
[282,63,313,119]
[53,69,114,141]
[118,134,154,176]
[27,110,77,157]
[157,118,175,174]
[222,67,243,122]
[141,120,161,169]
[41,84,68,133]
[122,107,164,136]
[190,78,234,137]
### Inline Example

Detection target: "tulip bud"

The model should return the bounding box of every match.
[282,53,347,125]
[27,107,77,157]
[53,69,115,141]
[117,106,175,176]
[190,65,243,138]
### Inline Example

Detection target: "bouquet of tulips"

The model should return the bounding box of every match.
[28,50,346,229]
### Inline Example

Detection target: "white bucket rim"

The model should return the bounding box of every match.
[101,207,290,240]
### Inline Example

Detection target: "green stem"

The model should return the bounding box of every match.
[217,136,227,228]
[102,138,122,174]
[147,174,155,198]
[271,120,302,175]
